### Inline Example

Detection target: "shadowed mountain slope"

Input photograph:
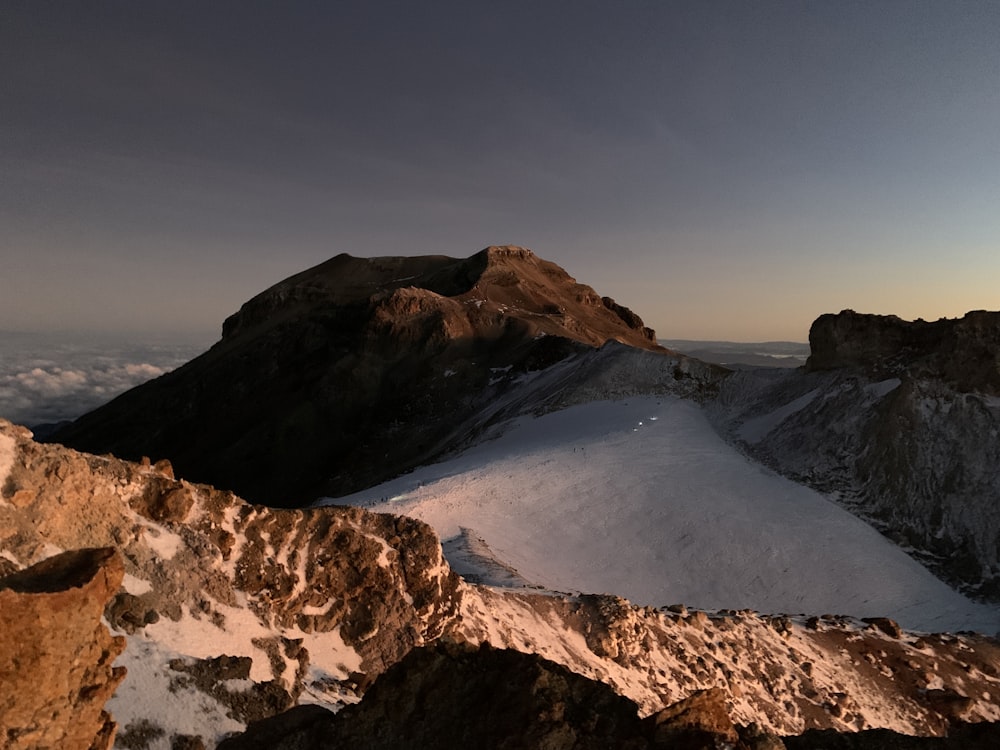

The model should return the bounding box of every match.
[50,246,667,507]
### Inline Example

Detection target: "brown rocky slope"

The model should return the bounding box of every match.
[4,419,1000,748]
[49,246,669,507]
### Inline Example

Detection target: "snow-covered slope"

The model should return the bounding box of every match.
[325,396,999,635]
[713,366,1000,602]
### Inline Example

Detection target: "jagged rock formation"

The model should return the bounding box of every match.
[220,643,1000,750]
[3,420,1000,747]
[807,309,1000,395]
[220,641,659,749]
[0,547,127,750]
[48,246,670,507]
[719,309,1000,600]
[1,418,461,745]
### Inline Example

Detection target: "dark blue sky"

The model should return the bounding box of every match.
[3,1,999,340]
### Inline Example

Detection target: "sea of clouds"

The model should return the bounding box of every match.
[0,331,212,428]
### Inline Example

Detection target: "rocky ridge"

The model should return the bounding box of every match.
[807,309,1000,395]
[49,246,674,507]
[3,419,1000,748]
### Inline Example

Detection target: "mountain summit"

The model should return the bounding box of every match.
[50,246,666,506]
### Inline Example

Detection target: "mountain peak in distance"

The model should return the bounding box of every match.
[50,246,667,506]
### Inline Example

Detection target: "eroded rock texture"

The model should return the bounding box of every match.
[0,547,126,750]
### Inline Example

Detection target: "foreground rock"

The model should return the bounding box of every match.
[3,419,1000,747]
[49,246,680,507]
[220,641,657,749]
[222,643,1000,750]
[0,547,126,750]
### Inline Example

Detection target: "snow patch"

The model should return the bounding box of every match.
[864,378,901,399]
[290,624,363,680]
[143,603,276,683]
[142,525,183,561]
[108,637,245,749]
[122,573,153,596]
[738,389,820,443]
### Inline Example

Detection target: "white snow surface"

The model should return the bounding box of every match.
[326,396,1000,634]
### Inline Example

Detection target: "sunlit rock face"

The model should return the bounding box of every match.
[0,548,126,750]
[49,246,674,507]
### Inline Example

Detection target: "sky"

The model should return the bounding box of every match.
[3,0,999,342]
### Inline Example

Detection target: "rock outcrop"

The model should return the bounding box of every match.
[0,547,127,750]
[1,417,461,746]
[221,641,657,749]
[807,309,1000,395]
[49,246,672,507]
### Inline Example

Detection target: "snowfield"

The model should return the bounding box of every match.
[325,396,1000,635]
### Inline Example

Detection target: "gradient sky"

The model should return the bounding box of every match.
[3,1,999,342]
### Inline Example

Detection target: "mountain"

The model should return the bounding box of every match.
[48,246,673,507]
[4,419,1000,749]
[12,253,1000,747]
[714,309,1000,601]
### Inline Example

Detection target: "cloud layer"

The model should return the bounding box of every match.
[0,333,209,427]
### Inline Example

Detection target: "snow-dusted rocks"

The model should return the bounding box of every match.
[3,411,1000,746]
[718,363,1000,601]
[0,418,460,747]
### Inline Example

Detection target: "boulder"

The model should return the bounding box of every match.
[0,547,126,750]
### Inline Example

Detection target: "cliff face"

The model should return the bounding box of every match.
[49,246,665,507]
[4,419,1000,747]
[807,310,1000,394]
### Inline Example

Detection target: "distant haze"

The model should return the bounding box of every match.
[0,331,211,427]
[661,340,809,369]
[2,2,1000,342]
